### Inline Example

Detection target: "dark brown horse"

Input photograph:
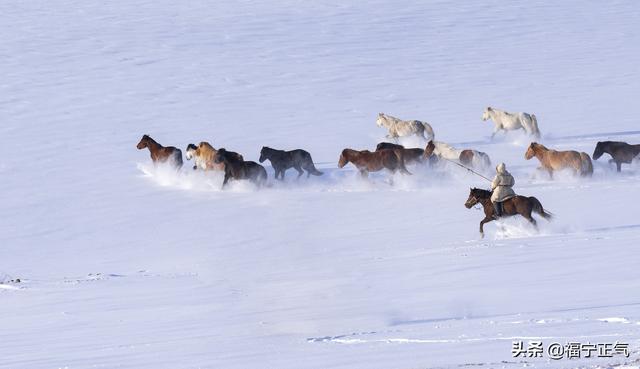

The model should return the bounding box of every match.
[593,141,640,172]
[214,148,267,188]
[464,188,552,237]
[375,142,425,165]
[338,148,411,177]
[136,135,183,169]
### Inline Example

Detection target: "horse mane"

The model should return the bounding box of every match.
[141,134,159,146]
[471,188,492,198]
[341,148,355,156]
[380,113,400,123]
[531,142,548,151]
[198,141,215,150]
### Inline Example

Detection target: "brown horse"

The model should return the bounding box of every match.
[338,148,411,177]
[525,142,592,178]
[593,141,640,172]
[136,135,183,169]
[464,188,552,237]
[375,142,425,165]
[214,148,267,188]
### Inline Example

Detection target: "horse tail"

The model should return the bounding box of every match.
[530,114,540,138]
[423,122,435,141]
[415,122,427,140]
[473,151,491,170]
[580,152,593,176]
[173,149,184,170]
[257,165,268,187]
[306,163,323,176]
[529,196,552,220]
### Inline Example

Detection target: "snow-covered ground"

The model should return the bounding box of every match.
[1,1,639,368]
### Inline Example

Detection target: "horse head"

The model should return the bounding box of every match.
[482,107,492,121]
[376,113,386,127]
[465,188,480,208]
[259,146,269,163]
[465,188,492,208]
[136,135,150,149]
[465,189,477,208]
[524,142,538,160]
[338,149,350,168]
[214,148,227,164]
[592,141,605,160]
[185,143,198,160]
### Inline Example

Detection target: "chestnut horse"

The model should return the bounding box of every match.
[464,188,552,237]
[375,142,425,165]
[136,135,183,169]
[593,141,640,172]
[525,142,592,178]
[338,148,411,177]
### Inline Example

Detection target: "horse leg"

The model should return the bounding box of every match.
[616,161,622,172]
[479,217,493,238]
[294,165,304,179]
[526,213,538,230]
[359,169,368,179]
[222,171,231,189]
[491,125,501,139]
[547,168,554,179]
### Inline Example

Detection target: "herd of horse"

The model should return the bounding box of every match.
[137,107,640,236]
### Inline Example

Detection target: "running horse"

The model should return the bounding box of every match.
[338,148,411,177]
[375,142,425,165]
[592,141,640,172]
[525,142,592,178]
[464,188,552,237]
[482,107,540,139]
[376,113,435,141]
[136,134,183,169]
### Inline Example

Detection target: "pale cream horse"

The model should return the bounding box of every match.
[376,113,435,141]
[431,141,492,171]
[482,107,540,139]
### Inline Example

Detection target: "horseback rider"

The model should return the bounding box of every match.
[490,163,515,218]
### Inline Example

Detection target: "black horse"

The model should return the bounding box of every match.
[259,146,322,180]
[593,141,640,172]
[464,188,552,237]
[214,148,267,188]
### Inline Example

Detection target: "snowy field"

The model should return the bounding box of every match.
[2,1,640,368]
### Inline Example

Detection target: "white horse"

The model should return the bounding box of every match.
[376,113,435,141]
[432,141,492,171]
[482,107,540,139]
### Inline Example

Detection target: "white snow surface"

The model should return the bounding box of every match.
[2,1,640,368]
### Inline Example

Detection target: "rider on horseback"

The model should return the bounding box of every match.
[490,163,515,218]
